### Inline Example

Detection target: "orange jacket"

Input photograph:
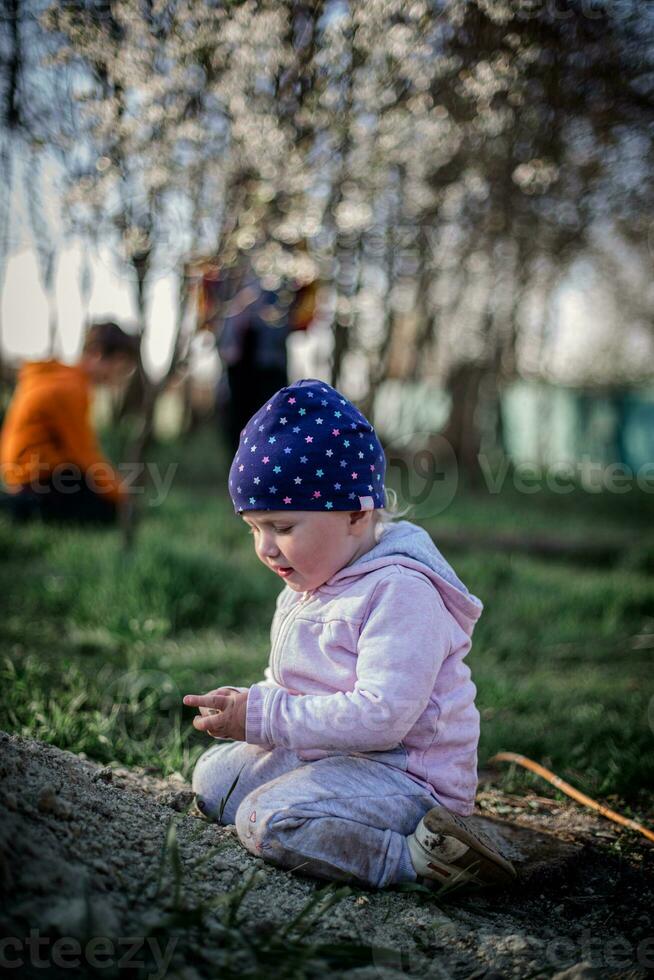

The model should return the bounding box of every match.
[0,360,125,503]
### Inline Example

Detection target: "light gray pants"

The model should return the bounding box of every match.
[191,741,441,888]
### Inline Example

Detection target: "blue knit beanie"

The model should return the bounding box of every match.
[228,379,386,513]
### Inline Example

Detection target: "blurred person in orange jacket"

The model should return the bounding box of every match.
[0,321,139,525]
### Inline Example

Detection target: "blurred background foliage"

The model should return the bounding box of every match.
[1,0,653,475]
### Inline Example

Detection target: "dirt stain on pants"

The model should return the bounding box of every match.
[192,741,442,887]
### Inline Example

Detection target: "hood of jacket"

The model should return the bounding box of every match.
[321,519,483,637]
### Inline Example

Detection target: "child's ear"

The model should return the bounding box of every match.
[349,510,372,530]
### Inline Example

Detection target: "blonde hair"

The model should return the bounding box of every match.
[372,487,413,542]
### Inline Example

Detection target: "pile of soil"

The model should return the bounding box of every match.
[1,731,652,979]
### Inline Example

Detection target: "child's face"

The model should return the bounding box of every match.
[242,509,375,592]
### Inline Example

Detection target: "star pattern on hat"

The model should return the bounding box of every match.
[228,380,386,513]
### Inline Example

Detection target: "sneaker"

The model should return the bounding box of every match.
[406,805,518,892]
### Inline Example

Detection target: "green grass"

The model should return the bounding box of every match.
[144,816,372,977]
[1,426,653,819]
[458,550,654,806]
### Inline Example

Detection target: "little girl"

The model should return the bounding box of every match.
[184,379,516,890]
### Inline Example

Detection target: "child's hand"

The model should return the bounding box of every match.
[196,687,242,717]
[183,690,249,741]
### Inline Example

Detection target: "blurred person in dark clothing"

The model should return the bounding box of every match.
[215,270,316,453]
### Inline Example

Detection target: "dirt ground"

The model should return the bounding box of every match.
[1,731,653,979]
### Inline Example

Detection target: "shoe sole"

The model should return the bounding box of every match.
[421,806,518,888]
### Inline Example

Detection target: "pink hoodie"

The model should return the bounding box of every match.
[244,520,483,815]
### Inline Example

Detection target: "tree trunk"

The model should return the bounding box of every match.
[359,168,406,420]
[330,233,360,390]
[119,253,194,549]
[439,363,487,485]
[119,246,155,548]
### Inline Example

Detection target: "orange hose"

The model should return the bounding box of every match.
[488,751,654,844]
